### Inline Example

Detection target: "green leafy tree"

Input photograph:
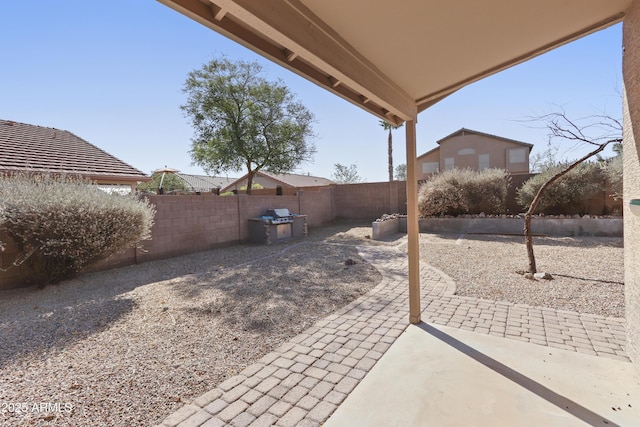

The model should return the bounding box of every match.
[240,183,264,191]
[379,120,403,181]
[395,164,407,181]
[181,58,316,195]
[332,163,362,184]
[137,172,189,193]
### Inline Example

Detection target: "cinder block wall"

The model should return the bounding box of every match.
[1,181,407,289]
[299,187,334,227]
[139,194,242,263]
[0,173,626,291]
[623,1,640,368]
[333,181,407,220]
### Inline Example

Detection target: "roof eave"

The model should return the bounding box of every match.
[157,0,415,124]
[415,12,626,114]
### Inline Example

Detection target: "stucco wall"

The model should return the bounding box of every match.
[416,149,440,181]
[623,1,640,368]
[438,133,530,174]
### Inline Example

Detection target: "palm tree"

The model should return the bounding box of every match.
[379,120,403,181]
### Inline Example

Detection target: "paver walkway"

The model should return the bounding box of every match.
[158,244,628,427]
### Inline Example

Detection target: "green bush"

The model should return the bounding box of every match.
[240,183,264,190]
[137,172,189,193]
[418,168,510,217]
[0,173,156,285]
[516,162,603,215]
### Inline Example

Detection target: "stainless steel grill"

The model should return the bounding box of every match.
[264,208,294,224]
[249,208,307,244]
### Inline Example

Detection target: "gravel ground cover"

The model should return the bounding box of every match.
[0,223,624,426]
[0,223,380,427]
[417,233,624,318]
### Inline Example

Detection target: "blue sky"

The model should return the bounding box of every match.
[1,1,623,182]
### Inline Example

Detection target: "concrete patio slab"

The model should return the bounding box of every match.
[325,322,640,427]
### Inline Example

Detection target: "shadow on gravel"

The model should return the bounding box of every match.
[0,221,385,365]
[170,242,381,335]
[551,273,624,285]
[0,294,135,369]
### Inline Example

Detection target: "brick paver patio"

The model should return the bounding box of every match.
[158,244,628,427]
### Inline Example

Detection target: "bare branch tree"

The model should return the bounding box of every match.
[523,110,622,274]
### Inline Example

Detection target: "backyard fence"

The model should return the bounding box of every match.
[0,181,406,290]
[0,175,621,290]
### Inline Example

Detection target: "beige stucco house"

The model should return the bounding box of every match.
[222,170,334,192]
[416,128,533,181]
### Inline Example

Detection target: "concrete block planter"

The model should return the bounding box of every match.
[372,216,623,240]
[372,217,401,240]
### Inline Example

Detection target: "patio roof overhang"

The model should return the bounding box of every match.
[157,0,632,324]
[158,0,629,125]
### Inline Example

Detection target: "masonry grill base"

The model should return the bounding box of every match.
[248,209,307,245]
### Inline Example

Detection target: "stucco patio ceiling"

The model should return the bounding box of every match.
[158,0,629,125]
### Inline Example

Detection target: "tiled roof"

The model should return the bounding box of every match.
[260,171,335,187]
[222,170,334,191]
[176,173,237,192]
[0,119,148,182]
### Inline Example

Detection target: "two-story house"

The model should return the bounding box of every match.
[416,128,533,182]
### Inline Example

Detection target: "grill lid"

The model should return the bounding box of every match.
[266,208,292,218]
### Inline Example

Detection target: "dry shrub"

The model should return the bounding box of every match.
[516,162,603,215]
[602,155,623,201]
[418,168,510,217]
[0,173,155,285]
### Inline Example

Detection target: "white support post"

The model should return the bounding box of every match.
[405,118,421,324]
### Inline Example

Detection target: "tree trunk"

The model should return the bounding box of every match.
[246,169,254,195]
[388,129,393,182]
[523,213,536,273]
[523,142,611,273]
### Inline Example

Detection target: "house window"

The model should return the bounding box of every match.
[422,162,439,174]
[444,157,454,171]
[508,148,527,164]
[458,148,475,155]
[478,154,490,170]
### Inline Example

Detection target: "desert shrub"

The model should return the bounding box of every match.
[602,155,623,200]
[418,168,510,216]
[0,173,156,285]
[516,162,603,215]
